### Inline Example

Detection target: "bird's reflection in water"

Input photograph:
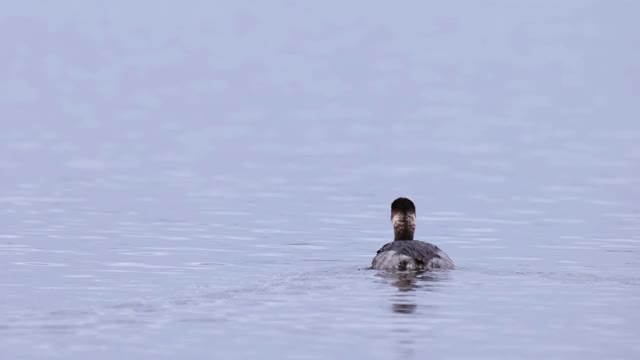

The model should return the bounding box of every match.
[376,271,446,314]
[374,270,450,360]
[392,302,417,314]
[376,272,448,360]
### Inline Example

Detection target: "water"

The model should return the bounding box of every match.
[1,1,639,359]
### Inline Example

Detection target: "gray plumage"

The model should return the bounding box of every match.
[377,240,441,263]
[372,240,454,271]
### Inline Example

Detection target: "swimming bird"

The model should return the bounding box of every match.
[371,197,454,271]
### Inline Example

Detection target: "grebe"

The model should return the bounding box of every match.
[371,197,454,271]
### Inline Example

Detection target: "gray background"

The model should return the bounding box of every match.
[1,1,639,359]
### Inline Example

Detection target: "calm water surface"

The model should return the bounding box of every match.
[1,1,639,359]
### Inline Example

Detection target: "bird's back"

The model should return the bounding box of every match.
[372,240,454,271]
